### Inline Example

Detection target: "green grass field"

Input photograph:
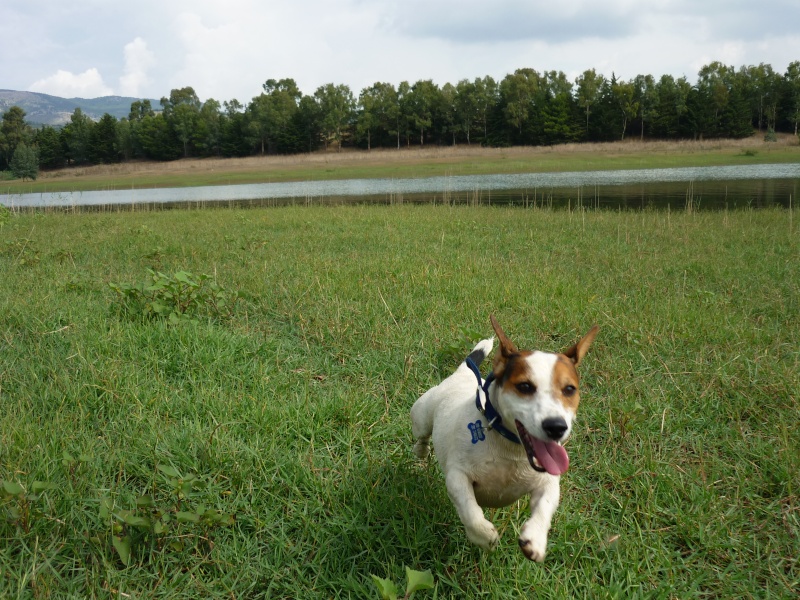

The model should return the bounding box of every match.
[1,204,798,598]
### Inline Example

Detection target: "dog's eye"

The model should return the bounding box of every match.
[515,382,536,395]
[562,385,577,397]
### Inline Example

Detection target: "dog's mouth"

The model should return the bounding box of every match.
[515,421,570,476]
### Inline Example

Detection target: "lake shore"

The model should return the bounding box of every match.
[3,135,799,194]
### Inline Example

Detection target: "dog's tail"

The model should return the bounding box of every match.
[466,338,494,366]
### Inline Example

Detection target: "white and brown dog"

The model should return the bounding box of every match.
[411,315,598,561]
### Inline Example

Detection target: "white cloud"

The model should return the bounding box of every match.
[28,68,113,98]
[7,0,800,102]
[118,37,155,96]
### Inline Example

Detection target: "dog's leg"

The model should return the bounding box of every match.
[445,471,499,551]
[518,478,560,562]
[410,393,435,459]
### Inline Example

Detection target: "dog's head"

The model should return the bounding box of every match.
[489,315,598,476]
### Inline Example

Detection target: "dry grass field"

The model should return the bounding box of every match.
[5,135,796,195]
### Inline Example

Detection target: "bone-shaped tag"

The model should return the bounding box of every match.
[468,420,486,444]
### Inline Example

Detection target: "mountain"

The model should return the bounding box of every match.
[0,90,160,126]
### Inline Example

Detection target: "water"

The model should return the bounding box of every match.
[2,163,798,210]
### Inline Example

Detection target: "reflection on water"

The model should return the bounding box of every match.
[2,163,799,210]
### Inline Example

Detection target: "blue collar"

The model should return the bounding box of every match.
[465,357,521,445]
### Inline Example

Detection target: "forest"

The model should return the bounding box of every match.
[2,60,800,174]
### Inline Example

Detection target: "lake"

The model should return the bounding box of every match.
[2,163,799,210]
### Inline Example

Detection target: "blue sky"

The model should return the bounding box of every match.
[2,0,798,102]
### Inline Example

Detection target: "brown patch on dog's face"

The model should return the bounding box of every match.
[496,351,535,393]
[496,352,581,412]
[552,355,581,411]
[489,316,596,412]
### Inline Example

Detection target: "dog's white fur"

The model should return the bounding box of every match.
[411,316,598,561]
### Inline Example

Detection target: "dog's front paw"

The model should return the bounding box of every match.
[465,520,500,551]
[518,533,547,562]
[517,527,547,562]
[412,439,430,459]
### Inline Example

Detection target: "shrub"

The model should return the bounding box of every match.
[109,269,238,323]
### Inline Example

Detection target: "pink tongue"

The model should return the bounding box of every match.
[532,439,570,475]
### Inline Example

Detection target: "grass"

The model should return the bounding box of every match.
[1,203,798,598]
[3,136,800,195]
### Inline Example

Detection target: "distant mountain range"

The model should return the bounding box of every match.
[0,89,160,126]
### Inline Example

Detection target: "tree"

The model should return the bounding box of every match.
[651,75,690,138]
[406,80,439,146]
[575,69,605,138]
[357,82,399,149]
[194,99,222,156]
[34,125,64,169]
[161,87,201,157]
[1,106,31,170]
[129,99,155,121]
[541,93,579,145]
[294,95,324,152]
[633,74,657,140]
[89,113,121,163]
[612,78,639,141]
[437,82,458,145]
[500,69,541,139]
[694,62,735,138]
[127,99,155,159]
[722,75,754,139]
[247,78,301,154]
[137,113,181,161]
[116,118,133,161]
[454,79,479,144]
[219,99,252,157]
[741,63,782,132]
[357,85,381,150]
[10,142,39,181]
[395,81,412,148]
[473,76,498,143]
[314,83,355,150]
[785,61,800,135]
[61,108,93,165]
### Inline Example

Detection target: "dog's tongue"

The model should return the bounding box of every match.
[532,439,570,475]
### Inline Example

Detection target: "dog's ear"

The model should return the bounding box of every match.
[490,315,518,374]
[563,325,599,366]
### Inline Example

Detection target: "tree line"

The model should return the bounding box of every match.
[2,61,800,176]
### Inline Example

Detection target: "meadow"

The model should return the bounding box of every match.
[3,136,800,195]
[0,202,798,598]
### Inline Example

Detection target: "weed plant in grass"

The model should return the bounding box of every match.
[0,204,798,598]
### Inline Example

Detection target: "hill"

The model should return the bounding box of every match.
[0,89,160,126]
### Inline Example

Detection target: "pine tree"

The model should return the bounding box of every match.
[9,142,39,181]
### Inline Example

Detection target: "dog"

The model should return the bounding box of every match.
[411,315,598,561]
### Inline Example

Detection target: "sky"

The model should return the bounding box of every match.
[2,0,799,103]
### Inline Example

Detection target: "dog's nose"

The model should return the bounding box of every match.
[541,417,568,440]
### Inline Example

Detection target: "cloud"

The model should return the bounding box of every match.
[382,0,637,44]
[28,68,113,98]
[118,37,156,96]
[7,0,800,103]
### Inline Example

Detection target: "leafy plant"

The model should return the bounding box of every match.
[372,567,434,600]
[2,479,57,534]
[435,325,485,373]
[0,204,11,228]
[109,269,238,323]
[3,238,39,266]
[142,246,165,269]
[96,464,235,567]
